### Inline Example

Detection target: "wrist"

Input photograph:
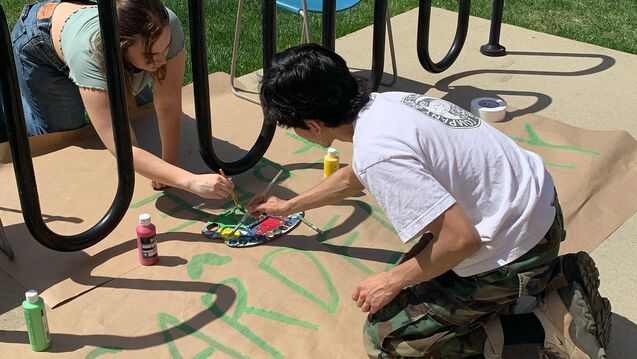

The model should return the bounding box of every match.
[178,173,196,193]
[387,269,406,292]
[284,197,300,214]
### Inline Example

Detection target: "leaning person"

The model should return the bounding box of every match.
[7,0,233,199]
[249,44,611,359]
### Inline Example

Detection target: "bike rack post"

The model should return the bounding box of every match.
[480,0,506,57]
[0,1,135,252]
[187,0,277,175]
[322,0,336,50]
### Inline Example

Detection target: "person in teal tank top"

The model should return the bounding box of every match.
[8,0,235,200]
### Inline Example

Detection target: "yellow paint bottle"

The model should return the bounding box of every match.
[323,147,339,178]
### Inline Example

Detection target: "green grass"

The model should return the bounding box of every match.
[433,0,637,55]
[1,0,636,86]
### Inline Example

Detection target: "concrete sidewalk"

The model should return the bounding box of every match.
[241,6,637,357]
[1,5,635,358]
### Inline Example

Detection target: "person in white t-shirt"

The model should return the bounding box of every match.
[249,44,610,359]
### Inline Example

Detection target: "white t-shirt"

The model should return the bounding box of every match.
[352,92,556,277]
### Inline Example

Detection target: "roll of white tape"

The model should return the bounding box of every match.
[470,97,508,122]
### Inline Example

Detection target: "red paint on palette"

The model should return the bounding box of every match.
[253,217,284,235]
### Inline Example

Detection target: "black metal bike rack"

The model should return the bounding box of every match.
[320,0,388,91]
[417,0,470,73]
[480,0,506,56]
[417,0,506,73]
[187,0,277,176]
[0,1,134,252]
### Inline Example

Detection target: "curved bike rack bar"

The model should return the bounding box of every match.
[187,0,277,176]
[0,1,135,252]
[417,0,470,73]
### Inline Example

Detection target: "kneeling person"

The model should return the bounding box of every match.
[249,44,610,359]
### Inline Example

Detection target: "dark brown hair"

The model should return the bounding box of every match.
[93,0,169,97]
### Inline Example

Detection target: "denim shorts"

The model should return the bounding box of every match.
[10,0,87,135]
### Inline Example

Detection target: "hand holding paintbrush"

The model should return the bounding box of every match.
[231,169,284,235]
[219,169,245,211]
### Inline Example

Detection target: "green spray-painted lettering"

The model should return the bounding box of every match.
[543,161,577,169]
[157,312,248,359]
[285,132,327,155]
[187,254,232,280]
[512,122,602,157]
[85,346,123,359]
[353,201,397,234]
[260,248,339,314]
[129,192,163,209]
[252,158,292,183]
[318,215,401,275]
[202,278,318,359]
[351,201,404,270]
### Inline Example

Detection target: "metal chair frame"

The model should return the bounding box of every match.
[230,0,398,105]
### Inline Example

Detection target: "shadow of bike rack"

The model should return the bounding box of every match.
[417,0,506,74]
[187,0,277,176]
[0,1,134,253]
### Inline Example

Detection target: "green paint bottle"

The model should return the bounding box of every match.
[22,290,51,351]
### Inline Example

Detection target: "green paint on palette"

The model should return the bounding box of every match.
[157,312,248,359]
[285,131,327,155]
[512,122,602,157]
[187,254,232,280]
[202,278,285,359]
[260,249,339,314]
[85,346,122,359]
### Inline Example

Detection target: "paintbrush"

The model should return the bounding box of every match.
[220,169,244,211]
[230,169,284,235]
[298,215,323,234]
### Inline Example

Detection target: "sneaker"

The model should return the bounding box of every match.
[533,252,612,359]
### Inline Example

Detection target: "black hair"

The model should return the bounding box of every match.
[259,43,370,129]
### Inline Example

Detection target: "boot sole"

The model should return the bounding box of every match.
[561,251,612,348]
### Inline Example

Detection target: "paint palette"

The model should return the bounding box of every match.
[202,210,304,248]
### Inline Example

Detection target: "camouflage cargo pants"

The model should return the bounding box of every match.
[364,195,565,358]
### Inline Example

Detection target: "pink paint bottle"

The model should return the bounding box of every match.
[136,213,158,265]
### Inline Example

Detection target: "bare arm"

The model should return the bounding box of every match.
[352,203,482,313]
[78,53,232,199]
[152,50,184,167]
[387,203,481,287]
[248,164,365,216]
